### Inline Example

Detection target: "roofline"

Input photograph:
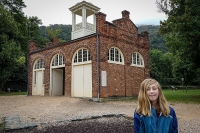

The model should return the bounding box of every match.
[28,33,99,55]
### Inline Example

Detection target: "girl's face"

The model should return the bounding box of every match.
[146,83,159,104]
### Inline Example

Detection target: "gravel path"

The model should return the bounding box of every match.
[0,95,200,133]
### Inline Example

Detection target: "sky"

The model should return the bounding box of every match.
[22,0,167,26]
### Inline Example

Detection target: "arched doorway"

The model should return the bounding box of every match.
[72,48,92,97]
[50,54,65,96]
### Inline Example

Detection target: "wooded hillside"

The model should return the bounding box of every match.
[137,25,167,52]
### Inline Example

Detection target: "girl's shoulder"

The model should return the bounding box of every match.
[169,106,176,116]
[169,106,175,112]
[134,108,143,117]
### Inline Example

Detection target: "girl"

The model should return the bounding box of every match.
[134,78,178,133]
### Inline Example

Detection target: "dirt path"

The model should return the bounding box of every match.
[0,96,200,132]
[170,102,200,132]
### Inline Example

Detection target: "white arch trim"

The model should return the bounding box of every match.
[108,47,124,65]
[131,52,144,68]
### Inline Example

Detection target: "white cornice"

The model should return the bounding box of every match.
[69,1,100,13]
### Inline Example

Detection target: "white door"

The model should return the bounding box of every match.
[36,70,44,95]
[73,65,84,97]
[52,69,63,96]
[32,71,37,95]
[83,64,92,97]
[73,64,92,97]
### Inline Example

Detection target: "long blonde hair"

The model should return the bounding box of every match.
[136,78,170,116]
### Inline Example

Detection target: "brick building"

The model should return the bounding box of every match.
[27,1,150,100]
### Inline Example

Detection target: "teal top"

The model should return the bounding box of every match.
[134,106,178,133]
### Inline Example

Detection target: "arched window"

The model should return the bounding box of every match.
[52,54,65,67]
[132,52,144,67]
[34,59,44,69]
[107,47,124,64]
[73,48,91,64]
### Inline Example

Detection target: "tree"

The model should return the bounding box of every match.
[0,4,22,89]
[39,24,72,43]
[27,16,42,40]
[172,52,196,87]
[1,0,29,53]
[0,1,44,90]
[138,25,167,52]
[156,0,200,85]
[46,25,61,41]
[150,49,174,84]
[150,49,163,80]
[27,16,46,47]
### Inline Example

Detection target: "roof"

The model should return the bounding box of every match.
[69,1,100,17]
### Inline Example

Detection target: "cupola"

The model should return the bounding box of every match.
[69,1,100,40]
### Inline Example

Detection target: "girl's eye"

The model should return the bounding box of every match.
[153,87,157,90]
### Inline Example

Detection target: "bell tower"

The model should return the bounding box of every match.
[69,1,100,40]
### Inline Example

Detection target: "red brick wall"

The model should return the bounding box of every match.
[28,36,98,96]
[96,11,150,97]
[28,10,150,98]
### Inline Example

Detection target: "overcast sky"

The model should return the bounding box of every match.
[22,0,167,26]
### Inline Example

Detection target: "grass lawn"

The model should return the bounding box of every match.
[163,89,200,104]
[0,90,27,96]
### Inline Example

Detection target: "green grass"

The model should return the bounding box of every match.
[163,89,200,104]
[0,90,27,96]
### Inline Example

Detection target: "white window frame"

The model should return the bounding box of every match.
[34,59,44,69]
[108,47,124,65]
[51,54,65,68]
[131,52,144,67]
[73,48,91,65]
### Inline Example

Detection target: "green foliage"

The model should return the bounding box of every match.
[39,24,72,43]
[27,16,42,40]
[157,0,200,85]
[172,55,196,85]
[0,0,43,90]
[27,16,45,47]
[50,24,72,42]
[0,5,22,89]
[150,49,175,84]
[46,25,61,41]
[1,0,29,53]
[150,49,163,79]
[1,1,70,90]
[0,39,21,89]
[10,56,27,81]
[137,25,167,52]
[0,5,19,39]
